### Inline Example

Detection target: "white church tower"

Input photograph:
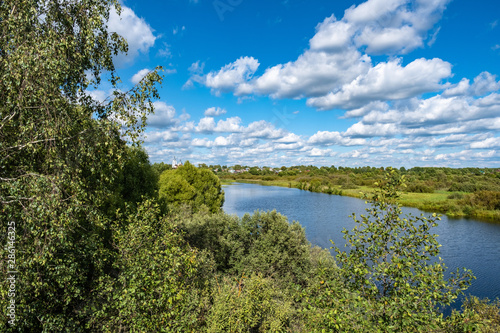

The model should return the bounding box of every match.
[172,157,183,169]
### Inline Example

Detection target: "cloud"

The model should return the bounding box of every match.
[244,121,287,139]
[470,72,500,96]
[470,137,500,149]
[275,133,302,143]
[204,107,227,117]
[147,102,179,128]
[308,131,367,146]
[216,117,243,132]
[193,0,452,111]
[195,117,216,133]
[307,58,451,110]
[141,0,498,167]
[158,43,172,58]
[342,101,389,118]
[204,57,260,96]
[251,49,371,99]
[108,6,156,65]
[346,0,450,54]
[183,61,205,89]
[443,72,500,97]
[144,130,179,143]
[143,104,499,167]
[173,25,186,35]
[195,116,243,133]
[309,15,353,51]
[131,69,151,84]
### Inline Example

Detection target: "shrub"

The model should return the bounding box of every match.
[89,200,208,332]
[461,191,500,210]
[447,192,464,200]
[449,183,478,193]
[446,297,500,333]
[329,169,475,332]
[158,161,224,213]
[178,210,313,287]
[407,181,434,193]
[206,274,294,333]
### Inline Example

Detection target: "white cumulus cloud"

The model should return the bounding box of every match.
[108,6,156,65]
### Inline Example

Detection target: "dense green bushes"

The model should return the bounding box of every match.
[407,181,435,193]
[461,190,500,210]
[178,209,312,287]
[88,200,209,332]
[206,274,294,333]
[159,161,224,213]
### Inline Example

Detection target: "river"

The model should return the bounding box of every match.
[222,182,500,306]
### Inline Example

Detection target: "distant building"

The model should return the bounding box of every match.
[172,157,183,169]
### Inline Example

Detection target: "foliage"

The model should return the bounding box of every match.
[445,297,500,333]
[235,211,311,285]
[88,200,208,332]
[460,190,500,210]
[330,169,475,332]
[0,0,163,330]
[151,161,172,178]
[407,181,435,193]
[448,182,479,193]
[158,161,224,213]
[178,209,312,287]
[206,274,294,333]
[107,145,159,213]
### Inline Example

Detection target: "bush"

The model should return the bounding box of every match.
[447,192,464,200]
[407,181,434,193]
[446,297,500,332]
[89,200,208,332]
[158,161,224,213]
[206,274,294,333]
[449,182,478,193]
[461,191,500,210]
[178,210,313,287]
[329,169,475,332]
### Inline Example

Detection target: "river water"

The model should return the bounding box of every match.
[222,182,500,305]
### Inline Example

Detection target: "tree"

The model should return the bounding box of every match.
[0,0,164,330]
[110,146,158,212]
[158,161,224,213]
[88,200,208,332]
[151,162,172,178]
[330,168,475,331]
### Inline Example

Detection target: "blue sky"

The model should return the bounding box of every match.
[94,0,500,167]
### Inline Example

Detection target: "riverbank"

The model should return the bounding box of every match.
[221,178,500,223]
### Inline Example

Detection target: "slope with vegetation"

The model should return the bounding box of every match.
[1,1,499,331]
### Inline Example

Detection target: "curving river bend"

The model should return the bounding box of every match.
[222,182,500,306]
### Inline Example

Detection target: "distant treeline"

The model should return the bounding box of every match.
[216,165,500,221]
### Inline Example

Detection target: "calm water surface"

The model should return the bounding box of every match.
[223,183,500,303]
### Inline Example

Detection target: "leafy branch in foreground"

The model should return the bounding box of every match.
[0,0,164,330]
[331,168,475,332]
